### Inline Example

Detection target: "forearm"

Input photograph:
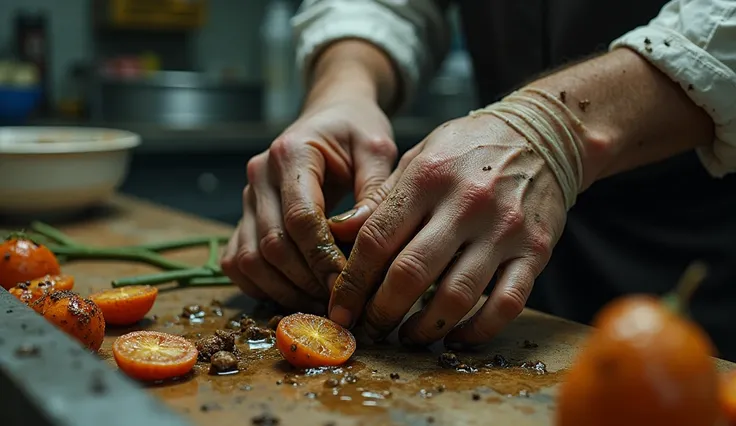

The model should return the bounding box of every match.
[304,40,399,113]
[527,47,714,188]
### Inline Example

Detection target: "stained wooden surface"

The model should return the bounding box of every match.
[31,195,736,426]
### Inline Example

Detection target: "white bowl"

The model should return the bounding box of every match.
[0,126,141,215]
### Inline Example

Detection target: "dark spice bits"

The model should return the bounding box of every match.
[471,392,481,401]
[89,371,107,395]
[438,352,461,369]
[578,99,590,112]
[251,414,280,426]
[390,372,400,380]
[644,37,651,45]
[559,91,567,103]
[200,403,221,412]
[482,166,493,171]
[245,326,275,341]
[210,351,239,374]
[267,315,284,330]
[3,252,10,261]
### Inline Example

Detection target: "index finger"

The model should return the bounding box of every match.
[329,175,427,329]
[270,138,348,291]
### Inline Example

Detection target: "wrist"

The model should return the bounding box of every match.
[303,40,399,113]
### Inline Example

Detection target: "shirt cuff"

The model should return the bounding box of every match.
[292,2,426,109]
[610,25,736,178]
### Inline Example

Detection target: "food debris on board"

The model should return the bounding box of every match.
[6,226,736,424]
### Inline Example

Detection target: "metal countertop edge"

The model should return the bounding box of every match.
[0,290,193,426]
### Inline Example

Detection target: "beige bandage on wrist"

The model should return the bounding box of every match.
[469,87,587,210]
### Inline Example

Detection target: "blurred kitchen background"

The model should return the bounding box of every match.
[0,0,477,224]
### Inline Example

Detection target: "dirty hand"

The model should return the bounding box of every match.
[220,94,397,313]
[328,87,587,347]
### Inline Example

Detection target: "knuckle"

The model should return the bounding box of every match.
[268,135,299,163]
[442,271,480,310]
[363,137,398,161]
[391,251,432,290]
[333,270,364,301]
[526,232,555,257]
[235,248,263,273]
[246,153,267,182]
[496,285,527,321]
[357,218,394,252]
[497,207,525,232]
[411,154,451,183]
[366,301,398,329]
[283,203,320,235]
[458,181,496,213]
[258,229,286,261]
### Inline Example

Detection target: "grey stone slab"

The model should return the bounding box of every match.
[0,290,193,426]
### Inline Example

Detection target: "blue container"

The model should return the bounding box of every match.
[0,86,41,124]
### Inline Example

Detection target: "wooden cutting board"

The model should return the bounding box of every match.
[36,195,736,426]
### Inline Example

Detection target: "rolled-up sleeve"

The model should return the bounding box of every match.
[292,0,451,108]
[610,0,736,177]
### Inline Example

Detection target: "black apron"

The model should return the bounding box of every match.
[450,0,736,360]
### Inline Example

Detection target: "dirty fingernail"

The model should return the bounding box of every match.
[329,305,354,328]
[329,208,358,223]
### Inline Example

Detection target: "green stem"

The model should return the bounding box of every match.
[663,261,708,315]
[186,276,232,286]
[205,238,220,271]
[113,268,214,287]
[30,222,78,247]
[48,245,191,270]
[124,236,229,252]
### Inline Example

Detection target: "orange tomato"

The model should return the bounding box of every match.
[275,313,356,369]
[113,331,198,381]
[31,290,106,351]
[556,295,720,426]
[0,238,61,290]
[9,274,75,304]
[720,371,736,424]
[89,285,158,326]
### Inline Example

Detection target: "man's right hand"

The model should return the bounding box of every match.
[220,44,398,312]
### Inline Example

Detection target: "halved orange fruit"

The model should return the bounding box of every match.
[113,331,198,381]
[9,274,75,304]
[89,285,158,326]
[275,313,356,368]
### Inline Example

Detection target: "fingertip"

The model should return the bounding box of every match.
[329,304,354,329]
[329,205,371,242]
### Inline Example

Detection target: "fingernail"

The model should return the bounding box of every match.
[329,305,354,328]
[329,208,358,223]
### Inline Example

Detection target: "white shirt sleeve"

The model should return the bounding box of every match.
[291,0,451,108]
[610,0,736,178]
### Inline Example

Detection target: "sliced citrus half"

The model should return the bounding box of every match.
[113,331,197,381]
[89,285,158,326]
[275,313,356,368]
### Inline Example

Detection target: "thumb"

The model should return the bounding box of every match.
[329,138,424,242]
[328,137,396,242]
